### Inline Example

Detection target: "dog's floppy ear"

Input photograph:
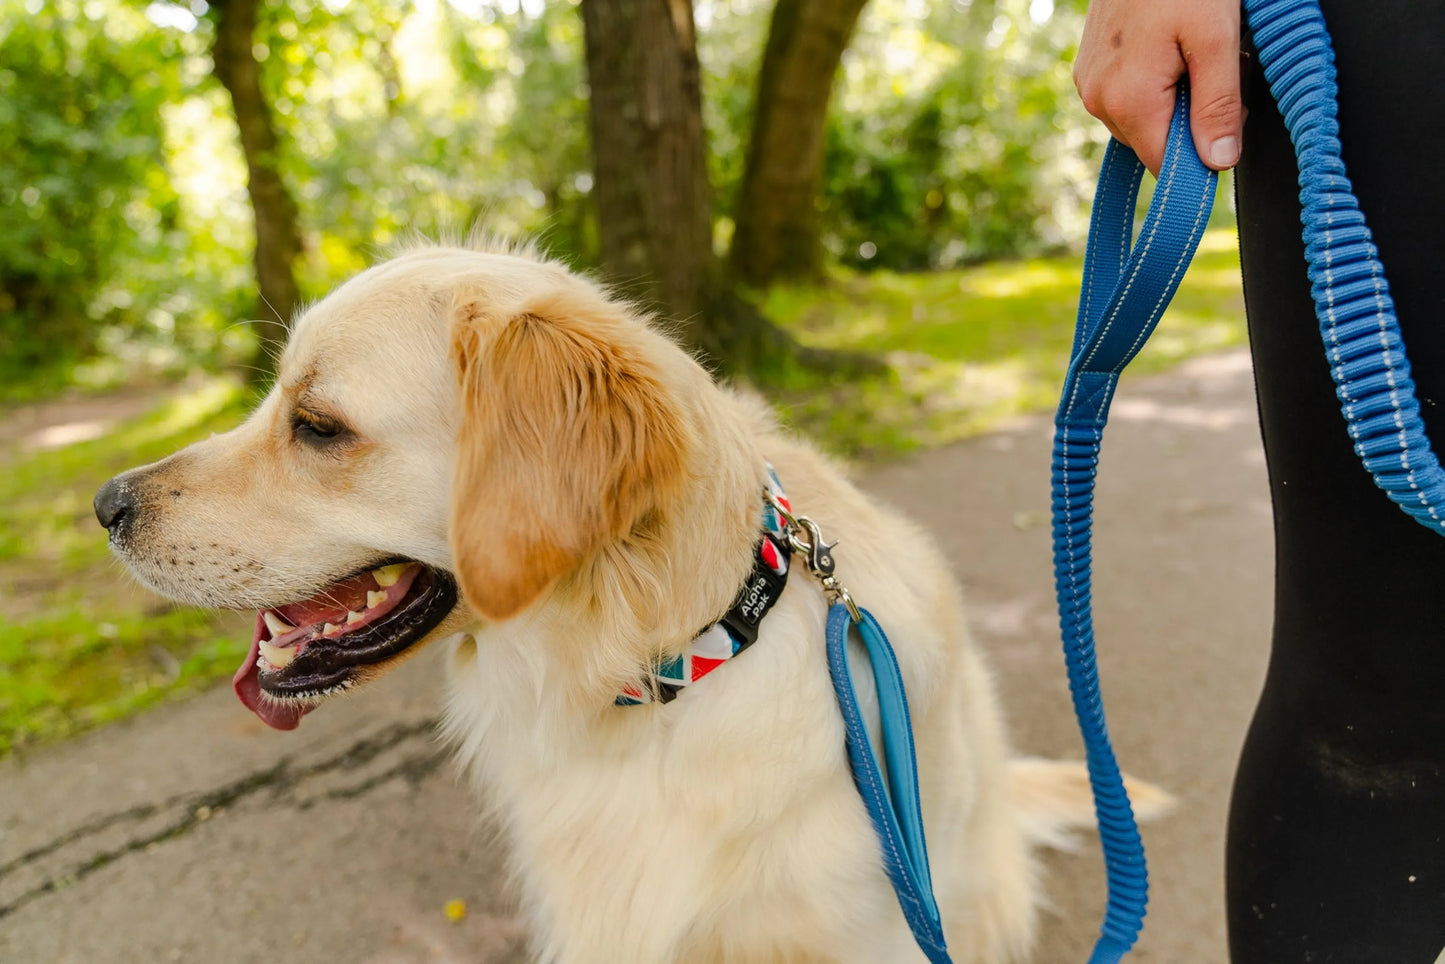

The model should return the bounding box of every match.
[449,291,686,621]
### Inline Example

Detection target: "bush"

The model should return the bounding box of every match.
[0,3,180,391]
[819,0,1101,271]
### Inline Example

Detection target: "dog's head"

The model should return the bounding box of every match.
[97,244,689,729]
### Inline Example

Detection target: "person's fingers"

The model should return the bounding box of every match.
[1102,75,1178,175]
[1075,0,1244,175]
[1182,10,1245,169]
[1075,1,1186,175]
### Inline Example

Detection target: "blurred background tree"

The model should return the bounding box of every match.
[581,0,856,374]
[728,0,870,288]
[210,0,303,375]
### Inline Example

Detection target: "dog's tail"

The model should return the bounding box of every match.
[1008,758,1174,851]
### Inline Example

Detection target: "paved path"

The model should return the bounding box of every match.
[0,350,1273,963]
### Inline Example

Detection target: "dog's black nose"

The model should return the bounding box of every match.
[94,476,133,531]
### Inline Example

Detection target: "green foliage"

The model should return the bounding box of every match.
[818,0,1100,270]
[0,1,259,400]
[697,0,772,226]
[0,605,249,756]
[697,0,1103,271]
[0,380,250,755]
[0,0,604,402]
[0,1,174,391]
[497,2,597,263]
[250,0,595,279]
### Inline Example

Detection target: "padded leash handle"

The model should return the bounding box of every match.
[774,499,951,961]
[1052,84,1217,964]
[826,603,952,964]
[1059,84,1219,427]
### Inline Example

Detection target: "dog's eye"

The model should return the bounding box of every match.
[291,412,347,446]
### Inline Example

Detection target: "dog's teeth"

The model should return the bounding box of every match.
[373,563,407,587]
[367,590,386,609]
[323,622,341,636]
[259,640,296,669]
[263,612,295,637]
[346,609,365,625]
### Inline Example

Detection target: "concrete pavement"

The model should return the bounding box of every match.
[0,349,1273,963]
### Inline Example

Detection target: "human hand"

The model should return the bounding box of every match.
[1074,0,1243,175]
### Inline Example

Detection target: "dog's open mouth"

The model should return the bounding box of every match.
[233,560,457,730]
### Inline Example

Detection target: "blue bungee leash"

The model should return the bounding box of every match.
[1052,81,1217,964]
[1057,0,1445,961]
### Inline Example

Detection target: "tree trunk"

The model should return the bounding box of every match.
[580,0,880,376]
[211,0,301,379]
[729,0,869,288]
[580,0,724,359]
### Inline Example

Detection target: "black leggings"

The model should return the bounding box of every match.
[1230,1,1445,960]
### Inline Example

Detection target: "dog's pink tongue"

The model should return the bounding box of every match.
[232,611,309,731]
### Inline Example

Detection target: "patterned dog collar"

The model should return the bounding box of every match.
[616,466,792,705]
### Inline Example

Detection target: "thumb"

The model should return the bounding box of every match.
[1183,22,1245,170]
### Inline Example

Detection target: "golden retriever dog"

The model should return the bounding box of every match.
[95,240,1166,963]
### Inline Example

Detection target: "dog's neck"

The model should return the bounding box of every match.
[616,466,792,705]
[451,382,773,723]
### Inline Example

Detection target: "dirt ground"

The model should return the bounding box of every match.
[0,385,173,453]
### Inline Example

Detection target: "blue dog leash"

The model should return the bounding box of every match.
[1052,83,1217,964]
[827,605,950,963]
[795,84,1217,964]
[1056,0,1445,961]
[767,499,953,963]
[1245,0,1445,526]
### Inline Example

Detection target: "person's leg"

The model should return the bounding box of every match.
[1229,2,1445,960]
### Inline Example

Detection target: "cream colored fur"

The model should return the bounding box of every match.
[106,241,1168,964]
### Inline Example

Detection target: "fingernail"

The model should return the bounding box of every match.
[1209,136,1240,168]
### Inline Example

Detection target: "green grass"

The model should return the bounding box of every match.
[0,232,1245,755]
[0,380,253,755]
[764,227,1245,457]
[0,606,249,753]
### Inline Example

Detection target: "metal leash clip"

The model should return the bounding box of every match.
[765,491,864,623]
